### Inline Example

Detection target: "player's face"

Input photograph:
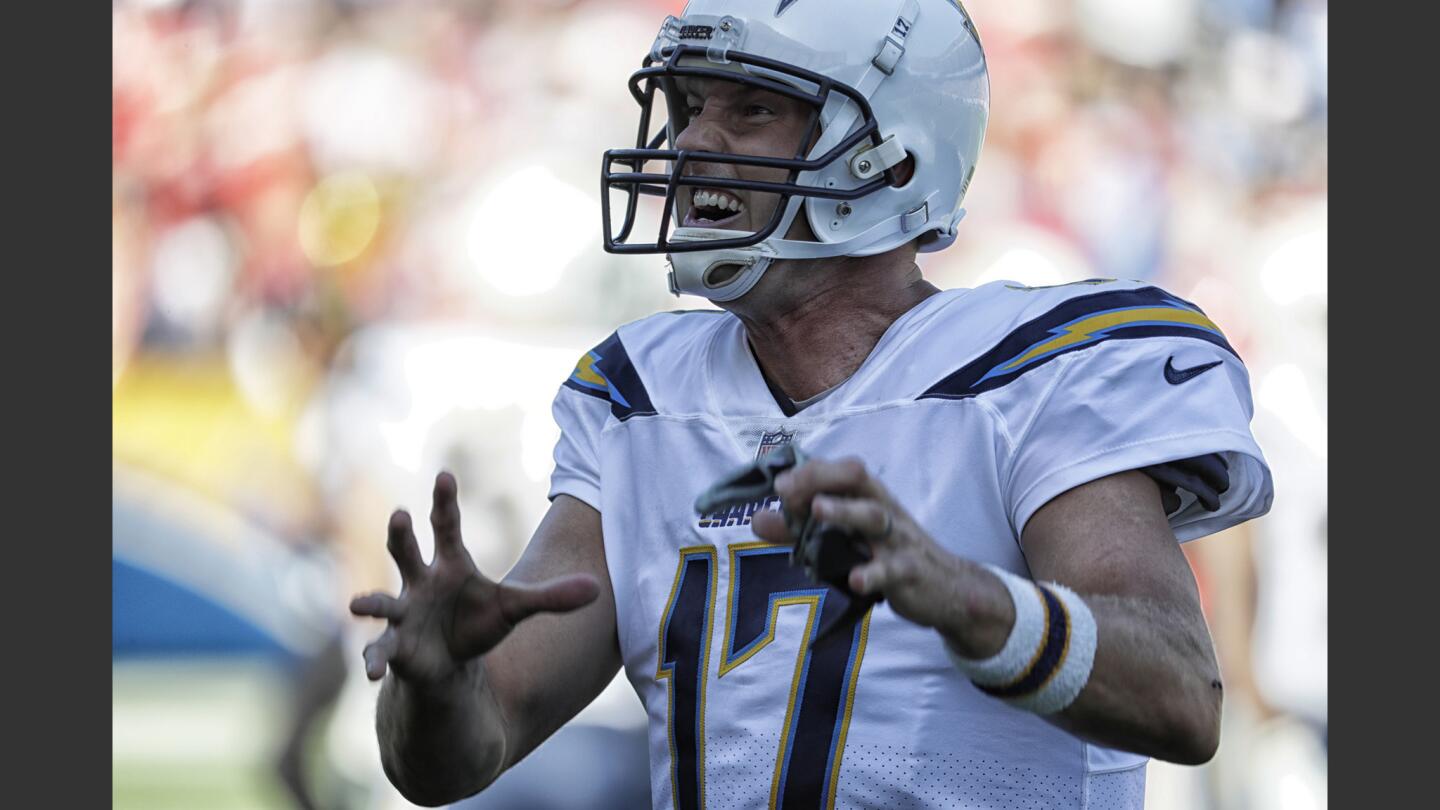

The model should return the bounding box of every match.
[670,76,818,241]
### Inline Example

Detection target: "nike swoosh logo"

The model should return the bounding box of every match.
[1164,357,1222,385]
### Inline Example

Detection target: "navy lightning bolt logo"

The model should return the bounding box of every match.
[776,0,801,15]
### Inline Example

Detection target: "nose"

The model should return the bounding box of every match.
[672,108,725,157]
[672,112,733,194]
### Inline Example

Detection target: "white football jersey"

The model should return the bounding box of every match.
[547,279,1273,810]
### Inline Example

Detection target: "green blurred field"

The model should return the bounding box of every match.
[113,659,293,810]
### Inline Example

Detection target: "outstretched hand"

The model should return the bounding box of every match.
[350,472,601,684]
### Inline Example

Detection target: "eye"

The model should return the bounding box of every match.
[685,104,704,118]
[745,104,775,117]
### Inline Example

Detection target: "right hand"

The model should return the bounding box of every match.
[349,471,601,685]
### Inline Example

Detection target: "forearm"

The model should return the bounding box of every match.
[777,462,1227,761]
[1043,592,1222,763]
[376,659,511,806]
[934,561,1222,764]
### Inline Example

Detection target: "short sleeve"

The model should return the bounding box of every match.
[1003,338,1273,542]
[547,330,657,512]
[548,385,608,511]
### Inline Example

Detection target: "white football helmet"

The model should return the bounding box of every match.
[601,0,989,302]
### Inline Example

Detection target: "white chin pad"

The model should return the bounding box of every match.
[666,228,776,302]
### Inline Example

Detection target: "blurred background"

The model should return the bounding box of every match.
[112,0,1327,808]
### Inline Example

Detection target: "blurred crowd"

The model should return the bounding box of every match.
[112,1,1327,808]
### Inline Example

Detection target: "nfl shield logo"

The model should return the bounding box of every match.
[756,429,795,460]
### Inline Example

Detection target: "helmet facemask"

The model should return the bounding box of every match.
[602,31,908,300]
[602,43,899,257]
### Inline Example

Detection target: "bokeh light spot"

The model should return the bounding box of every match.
[299,171,382,267]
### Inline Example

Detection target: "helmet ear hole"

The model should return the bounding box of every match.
[890,152,917,188]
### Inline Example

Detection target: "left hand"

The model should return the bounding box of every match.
[750,456,1011,655]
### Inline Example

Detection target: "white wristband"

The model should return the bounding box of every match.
[947,564,1049,686]
[946,565,1098,715]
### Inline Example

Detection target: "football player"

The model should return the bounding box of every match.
[350,1,1273,807]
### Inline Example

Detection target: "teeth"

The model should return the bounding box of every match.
[691,189,745,214]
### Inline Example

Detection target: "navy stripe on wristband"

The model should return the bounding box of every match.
[976,585,1070,699]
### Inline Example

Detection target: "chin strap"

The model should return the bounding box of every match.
[666,228,776,301]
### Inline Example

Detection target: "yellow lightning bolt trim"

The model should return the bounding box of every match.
[572,352,609,388]
[1002,307,1221,372]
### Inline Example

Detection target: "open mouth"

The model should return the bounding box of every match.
[682,188,746,228]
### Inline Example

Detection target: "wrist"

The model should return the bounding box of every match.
[944,567,1099,716]
[936,558,1016,659]
[393,656,485,708]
